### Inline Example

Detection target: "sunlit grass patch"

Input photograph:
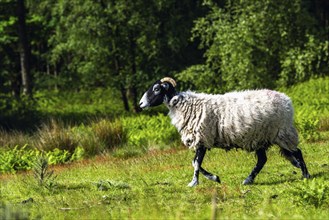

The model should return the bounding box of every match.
[1,137,329,219]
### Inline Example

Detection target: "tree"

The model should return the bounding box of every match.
[0,0,33,97]
[17,0,32,97]
[45,0,205,112]
[178,0,329,93]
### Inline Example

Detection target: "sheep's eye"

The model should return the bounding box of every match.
[153,85,161,93]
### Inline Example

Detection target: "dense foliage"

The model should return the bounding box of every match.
[1,77,328,173]
[177,0,329,92]
[1,0,329,122]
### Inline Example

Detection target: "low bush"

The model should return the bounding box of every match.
[282,77,329,141]
[122,114,180,150]
[295,112,321,142]
[0,145,38,173]
[0,145,84,173]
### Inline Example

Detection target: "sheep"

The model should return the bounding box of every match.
[139,77,311,186]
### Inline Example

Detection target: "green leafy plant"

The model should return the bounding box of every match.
[297,118,320,141]
[292,178,329,207]
[0,145,39,173]
[122,114,180,149]
[296,113,321,142]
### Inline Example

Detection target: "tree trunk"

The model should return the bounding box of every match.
[120,84,130,112]
[17,0,32,97]
[129,86,140,113]
[129,32,141,113]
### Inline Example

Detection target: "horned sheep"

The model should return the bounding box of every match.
[139,77,310,186]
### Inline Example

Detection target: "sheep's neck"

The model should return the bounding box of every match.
[164,91,178,105]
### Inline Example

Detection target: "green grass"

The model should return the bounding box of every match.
[1,132,329,219]
[1,77,329,219]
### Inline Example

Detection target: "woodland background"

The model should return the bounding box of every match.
[1,0,329,130]
[1,1,329,218]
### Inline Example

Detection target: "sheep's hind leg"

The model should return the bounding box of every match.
[243,148,267,185]
[188,147,220,187]
[291,148,311,179]
[280,148,301,168]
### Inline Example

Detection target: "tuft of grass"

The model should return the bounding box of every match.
[91,119,127,151]
[319,116,329,131]
[0,129,31,148]
[34,119,78,152]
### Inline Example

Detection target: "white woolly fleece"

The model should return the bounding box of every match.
[166,89,298,152]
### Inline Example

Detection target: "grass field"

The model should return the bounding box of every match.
[1,132,329,219]
[1,77,329,219]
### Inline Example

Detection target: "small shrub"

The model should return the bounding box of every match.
[292,178,329,208]
[0,145,39,173]
[46,148,71,165]
[33,156,57,188]
[122,114,180,149]
[296,113,321,142]
[70,146,85,161]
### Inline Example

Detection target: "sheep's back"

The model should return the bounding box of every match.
[214,89,294,151]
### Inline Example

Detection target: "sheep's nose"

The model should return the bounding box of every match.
[139,93,149,109]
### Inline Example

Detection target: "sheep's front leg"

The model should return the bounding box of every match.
[188,147,205,187]
[188,147,220,187]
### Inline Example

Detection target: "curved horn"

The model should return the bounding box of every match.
[160,77,177,87]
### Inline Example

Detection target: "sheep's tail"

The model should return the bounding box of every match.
[274,126,299,150]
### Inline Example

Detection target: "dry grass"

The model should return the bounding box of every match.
[33,119,78,152]
[91,119,127,150]
[0,129,31,148]
[319,117,329,131]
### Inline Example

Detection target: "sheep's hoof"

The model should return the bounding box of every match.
[303,173,311,179]
[242,177,254,185]
[214,176,221,184]
[187,180,199,187]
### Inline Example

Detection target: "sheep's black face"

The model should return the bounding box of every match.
[139,80,176,109]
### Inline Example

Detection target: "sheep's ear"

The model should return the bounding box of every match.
[161,82,170,90]
[169,95,180,107]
